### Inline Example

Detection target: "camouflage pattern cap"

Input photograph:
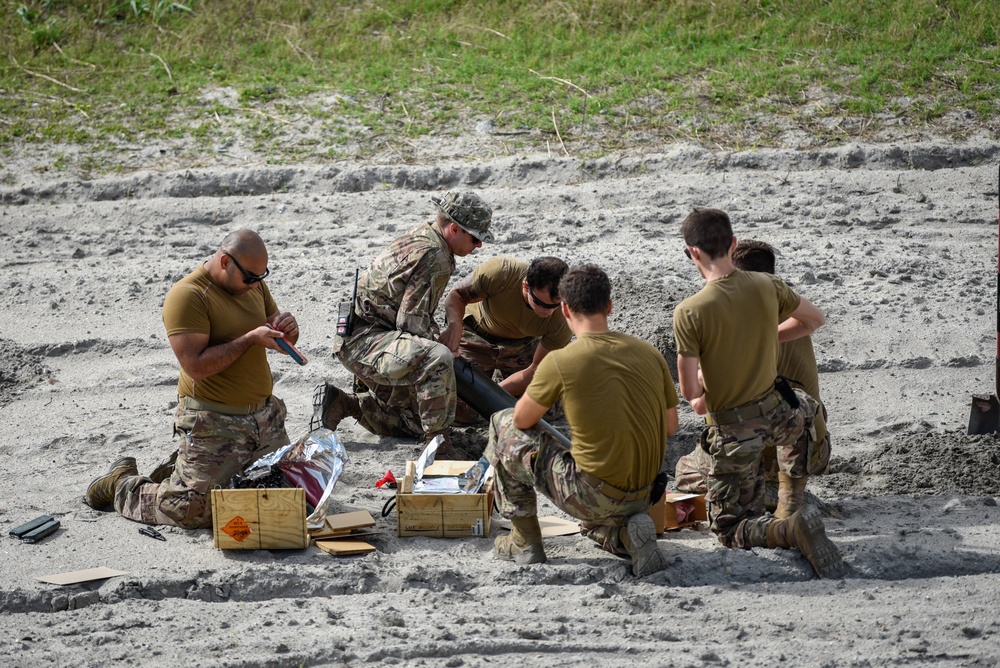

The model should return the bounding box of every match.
[431,191,494,243]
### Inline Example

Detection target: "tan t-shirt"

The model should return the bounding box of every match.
[162,264,278,406]
[466,257,572,351]
[526,331,680,491]
[779,335,820,402]
[673,270,800,412]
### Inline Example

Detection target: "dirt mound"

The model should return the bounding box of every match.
[822,429,1000,497]
[0,338,51,407]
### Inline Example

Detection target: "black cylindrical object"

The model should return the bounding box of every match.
[453,357,571,447]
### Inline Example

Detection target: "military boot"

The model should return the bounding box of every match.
[85,456,139,510]
[310,382,361,432]
[774,471,809,519]
[424,430,461,459]
[621,512,669,577]
[148,449,178,484]
[494,516,547,564]
[766,505,846,579]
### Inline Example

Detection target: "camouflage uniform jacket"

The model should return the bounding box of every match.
[353,222,455,340]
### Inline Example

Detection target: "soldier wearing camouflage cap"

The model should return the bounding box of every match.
[313,191,494,451]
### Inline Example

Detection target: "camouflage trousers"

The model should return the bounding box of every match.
[458,320,537,379]
[688,389,817,549]
[485,408,650,557]
[676,393,830,494]
[114,397,289,529]
[337,327,456,438]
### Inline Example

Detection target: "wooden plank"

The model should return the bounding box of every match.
[423,460,478,476]
[316,539,376,556]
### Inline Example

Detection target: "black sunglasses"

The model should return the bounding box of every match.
[684,247,692,259]
[226,253,270,284]
[528,289,561,310]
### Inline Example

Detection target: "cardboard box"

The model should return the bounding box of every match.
[211,487,309,550]
[395,460,494,538]
[651,493,708,532]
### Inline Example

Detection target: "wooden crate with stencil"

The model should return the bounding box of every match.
[211,487,309,549]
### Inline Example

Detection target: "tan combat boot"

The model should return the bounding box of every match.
[494,516,547,564]
[621,512,669,577]
[311,382,362,432]
[148,449,178,484]
[774,472,809,519]
[85,456,139,510]
[766,506,846,579]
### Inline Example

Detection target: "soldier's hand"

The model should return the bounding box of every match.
[251,324,287,351]
[439,321,462,354]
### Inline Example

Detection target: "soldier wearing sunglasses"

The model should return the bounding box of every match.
[84,229,298,529]
[313,191,494,455]
[440,256,572,419]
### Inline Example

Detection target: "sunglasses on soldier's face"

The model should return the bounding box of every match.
[528,289,561,310]
[226,253,270,284]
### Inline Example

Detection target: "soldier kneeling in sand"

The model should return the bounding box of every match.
[674,239,831,518]
[486,264,679,577]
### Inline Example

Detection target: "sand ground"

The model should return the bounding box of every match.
[2,136,1000,667]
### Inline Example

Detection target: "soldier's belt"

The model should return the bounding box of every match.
[706,389,784,427]
[577,469,650,502]
[180,396,266,415]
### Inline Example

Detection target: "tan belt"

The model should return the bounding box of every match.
[577,469,650,503]
[706,389,784,427]
[179,396,266,415]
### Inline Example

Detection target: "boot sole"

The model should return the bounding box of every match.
[627,513,669,577]
[798,506,846,579]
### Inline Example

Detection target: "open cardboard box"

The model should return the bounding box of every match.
[649,492,708,533]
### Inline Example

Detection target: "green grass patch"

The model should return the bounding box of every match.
[1,0,997,171]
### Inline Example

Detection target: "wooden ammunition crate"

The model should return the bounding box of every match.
[211,487,309,550]
[396,461,494,538]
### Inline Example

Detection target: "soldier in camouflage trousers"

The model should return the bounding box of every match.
[315,192,494,447]
[116,399,288,527]
[84,229,298,529]
[675,239,831,520]
[687,388,817,548]
[486,409,650,556]
[487,265,680,578]
[674,209,845,578]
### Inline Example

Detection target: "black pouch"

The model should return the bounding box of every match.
[774,375,800,409]
[649,470,669,505]
[336,268,359,337]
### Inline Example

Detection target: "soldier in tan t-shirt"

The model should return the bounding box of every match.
[84,229,300,529]
[485,264,679,578]
[674,208,844,578]
[675,239,831,518]
[441,256,572,400]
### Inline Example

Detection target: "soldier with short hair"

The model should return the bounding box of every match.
[675,239,831,518]
[314,191,493,450]
[674,208,844,578]
[85,229,297,528]
[440,255,571,403]
[487,264,679,577]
